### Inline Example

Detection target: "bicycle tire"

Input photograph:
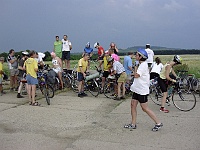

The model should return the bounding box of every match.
[44,87,50,105]
[47,84,54,98]
[149,85,162,106]
[172,89,196,111]
[103,81,116,99]
[87,79,99,97]
[63,76,71,88]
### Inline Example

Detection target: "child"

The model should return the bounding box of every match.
[124,49,163,131]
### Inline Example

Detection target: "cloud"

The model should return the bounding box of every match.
[163,0,185,12]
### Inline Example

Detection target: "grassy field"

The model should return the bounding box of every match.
[2,55,200,78]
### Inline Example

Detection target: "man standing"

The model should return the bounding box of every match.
[94,42,104,70]
[7,49,19,91]
[123,52,134,82]
[54,36,62,58]
[17,51,29,98]
[145,44,154,70]
[62,35,72,69]
[77,53,89,97]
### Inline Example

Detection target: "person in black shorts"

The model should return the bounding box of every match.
[124,49,163,132]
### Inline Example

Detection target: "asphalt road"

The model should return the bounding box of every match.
[0,89,199,150]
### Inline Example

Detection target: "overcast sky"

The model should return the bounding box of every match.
[0,0,200,53]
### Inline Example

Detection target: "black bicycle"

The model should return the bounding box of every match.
[149,78,196,111]
[38,70,54,105]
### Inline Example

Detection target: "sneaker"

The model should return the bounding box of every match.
[124,124,137,129]
[160,107,169,113]
[78,93,83,98]
[120,96,126,100]
[152,123,163,132]
[81,92,88,96]
[114,97,121,100]
[17,94,24,98]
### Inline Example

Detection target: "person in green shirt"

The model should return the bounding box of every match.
[54,36,62,58]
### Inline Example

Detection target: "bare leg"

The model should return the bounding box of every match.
[122,82,125,97]
[131,100,138,125]
[140,102,161,124]
[27,84,32,103]
[161,92,168,107]
[117,82,122,98]
[67,60,70,70]
[10,76,14,89]
[31,85,36,103]
[58,72,63,89]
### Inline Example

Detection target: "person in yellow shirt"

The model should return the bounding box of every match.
[101,50,111,93]
[23,51,39,106]
[77,53,89,97]
[0,57,5,95]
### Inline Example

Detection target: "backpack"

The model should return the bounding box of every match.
[47,69,57,84]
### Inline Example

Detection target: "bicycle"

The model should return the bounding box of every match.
[37,70,54,105]
[149,78,196,111]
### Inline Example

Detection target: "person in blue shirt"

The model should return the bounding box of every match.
[82,42,93,69]
[123,52,134,82]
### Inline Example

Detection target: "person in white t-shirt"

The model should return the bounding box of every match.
[124,48,163,132]
[150,57,163,80]
[62,35,72,69]
[145,44,154,69]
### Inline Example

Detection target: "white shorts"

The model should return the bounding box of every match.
[53,67,61,73]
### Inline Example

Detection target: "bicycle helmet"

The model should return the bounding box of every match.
[173,55,182,64]
[137,48,148,59]
[107,57,114,63]
[94,42,99,48]
[22,51,29,55]
[86,42,90,48]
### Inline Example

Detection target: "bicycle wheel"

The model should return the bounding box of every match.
[104,81,116,99]
[71,78,79,93]
[149,86,162,105]
[43,87,50,105]
[172,89,196,111]
[62,76,71,88]
[87,79,99,97]
[47,84,54,98]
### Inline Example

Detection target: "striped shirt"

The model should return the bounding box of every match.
[113,61,125,74]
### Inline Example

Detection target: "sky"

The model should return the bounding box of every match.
[0,0,200,53]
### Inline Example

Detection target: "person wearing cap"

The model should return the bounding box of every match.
[0,57,5,96]
[54,35,62,58]
[108,57,127,100]
[145,44,154,70]
[158,55,182,113]
[23,50,40,106]
[7,49,19,91]
[17,51,29,98]
[94,42,104,70]
[108,48,120,62]
[51,52,63,89]
[124,49,163,132]
[82,42,93,70]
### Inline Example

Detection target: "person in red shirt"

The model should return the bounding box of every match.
[94,42,104,70]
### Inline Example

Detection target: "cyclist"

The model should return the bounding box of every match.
[125,48,163,131]
[94,42,104,70]
[145,44,154,70]
[51,52,63,89]
[82,42,93,69]
[77,53,89,97]
[108,57,127,100]
[158,55,182,113]
[150,57,163,80]
[101,50,111,93]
